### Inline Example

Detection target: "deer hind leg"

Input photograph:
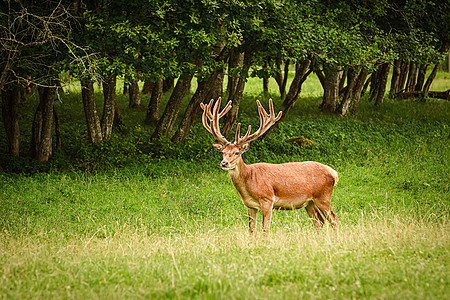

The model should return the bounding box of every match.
[260,199,274,235]
[305,201,325,232]
[314,197,338,231]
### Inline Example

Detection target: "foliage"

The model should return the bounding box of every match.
[2,0,447,89]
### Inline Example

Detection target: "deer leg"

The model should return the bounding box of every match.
[260,200,274,234]
[324,209,338,231]
[247,207,258,235]
[314,200,338,231]
[305,201,325,232]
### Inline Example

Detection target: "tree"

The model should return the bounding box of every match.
[222,51,252,138]
[76,0,176,142]
[128,78,141,109]
[220,0,298,137]
[145,80,163,124]
[1,0,95,160]
[1,87,20,156]
[383,1,449,99]
[31,83,57,162]
[171,46,229,143]
[150,0,239,139]
[308,0,393,115]
[151,73,194,138]
[81,81,103,143]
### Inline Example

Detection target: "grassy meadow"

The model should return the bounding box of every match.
[0,71,449,299]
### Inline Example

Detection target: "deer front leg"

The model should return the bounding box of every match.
[260,199,274,235]
[248,207,257,235]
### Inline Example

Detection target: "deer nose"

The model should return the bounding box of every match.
[220,160,229,168]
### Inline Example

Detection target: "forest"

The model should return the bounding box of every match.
[0,0,449,299]
[1,0,449,164]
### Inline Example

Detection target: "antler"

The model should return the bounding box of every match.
[235,99,282,146]
[200,97,232,145]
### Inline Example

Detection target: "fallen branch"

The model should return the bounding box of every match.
[395,90,449,100]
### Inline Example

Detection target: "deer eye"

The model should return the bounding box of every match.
[235,151,240,155]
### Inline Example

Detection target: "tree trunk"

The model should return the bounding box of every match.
[142,79,154,94]
[209,71,224,100]
[337,68,358,116]
[263,62,269,93]
[361,73,371,95]
[226,50,244,97]
[405,62,417,92]
[263,77,269,93]
[274,59,289,99]
[222,52,251,138]
[261,60,311,139]
[171,72,220,143]
[129,79,141,108]
[163,78,174,93]
[53,105,61,151]
[350,70,369,113]
[374,62,391,106]
[368,67,381,102]
[282,60,311,109]
[113,92,122,126]
[145,80,162,124]
[172,46,229,143]
[398,61,409,92]
[1,87,20,156]
[320,68,341,113]
[423,63,440,96]
[396,90,449,100]
[339,67,348,95]
[390,60,401,96]
[31,86,55,162]
[81,81,103,143]
[101,75,116,141]
[151,73,194,138]
[415,64,428,91]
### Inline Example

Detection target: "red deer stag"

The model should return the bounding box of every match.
[200,97,338,234]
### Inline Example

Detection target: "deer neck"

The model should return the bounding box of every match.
[228,156,248,183]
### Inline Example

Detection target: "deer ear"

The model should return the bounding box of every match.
[212,143,224,152]
[239,143,250,153]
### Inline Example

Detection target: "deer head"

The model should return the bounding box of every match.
[200,97,282,170]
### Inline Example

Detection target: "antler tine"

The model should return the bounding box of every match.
[210,98,223,140]
[235,99,282,146]
[200,99,215,135]
[235,123,241,144]
[219,100,232,118]
[235,123,252,145]
[212,98,232,144]
[268,98,283,122]
[200,97,231,145]
[269,99,275,117]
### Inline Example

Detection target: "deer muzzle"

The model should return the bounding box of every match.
[220,160,230,169]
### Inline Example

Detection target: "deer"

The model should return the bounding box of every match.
[200,97,339,235]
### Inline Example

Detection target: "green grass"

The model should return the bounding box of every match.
[0,72,449,299]
[1,221,448,299]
